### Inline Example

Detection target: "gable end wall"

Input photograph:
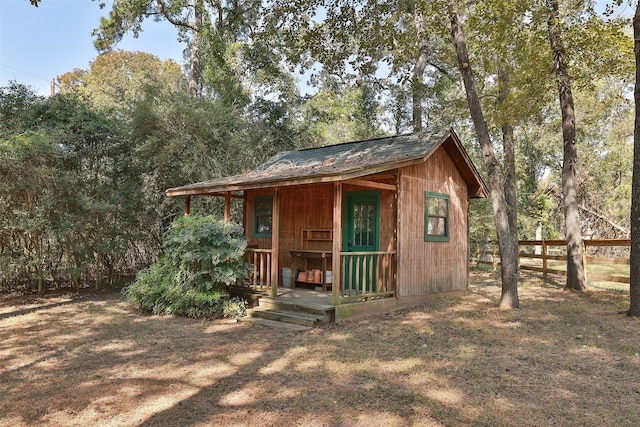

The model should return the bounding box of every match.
[397,146,470,297]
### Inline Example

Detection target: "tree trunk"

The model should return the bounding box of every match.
[412,9,429,132]
[628,2,640,317]
[448,1,519,308]
[546,0,586,291]
[498,65,518,248]
[189,0,203,99]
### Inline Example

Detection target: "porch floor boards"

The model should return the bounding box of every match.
[270,287,334,308]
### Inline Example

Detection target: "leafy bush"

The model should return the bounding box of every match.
[123,215,250,318]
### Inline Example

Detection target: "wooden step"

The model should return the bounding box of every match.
[259,297,335,323]
[245,307,322,327]
[258,297,334,318]
[238,317,311,331]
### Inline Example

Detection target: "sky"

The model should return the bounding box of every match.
[0,0,632,98]
[0,0,185,96]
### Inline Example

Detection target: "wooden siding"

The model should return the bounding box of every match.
[396,146,470,297]
[246,184,332,275]
[245,178,397,285]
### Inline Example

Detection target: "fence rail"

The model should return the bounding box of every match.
[473,239,631,285]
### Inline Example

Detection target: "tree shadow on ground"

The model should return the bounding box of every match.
[1,273,639,426]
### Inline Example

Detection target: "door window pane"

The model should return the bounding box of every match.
[353,202,376,247]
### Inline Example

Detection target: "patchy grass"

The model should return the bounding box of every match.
[1,271,639,426]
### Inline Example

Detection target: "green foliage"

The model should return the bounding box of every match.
[163,215,251,291]
[131,90,250,230]
[1,36,314,293]
[0,132,61,289]
[123,215,250,317]
[122,261,246,317]
[57,50,187,115]
[0,82,46,138]
[0,87,143,291]
[302,75,383,145]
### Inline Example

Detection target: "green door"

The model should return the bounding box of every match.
[344,191,380,293]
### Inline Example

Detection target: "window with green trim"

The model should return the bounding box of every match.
[253,195,273,237]
[425,192,450,242]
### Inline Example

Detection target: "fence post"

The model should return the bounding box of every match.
[582,240,588,285]
[542,240,547,281]
[492,241,498,271]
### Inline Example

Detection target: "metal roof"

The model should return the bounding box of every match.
[166,129,488,198]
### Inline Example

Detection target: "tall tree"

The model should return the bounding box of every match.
[498,66,518,236]
[261,0,454,133]
[57,50,186,114]
[93,0,260,99]
[573,78,633,237]
[0,81,44,138]
[546,0,586,291]
[629,1,640,317]
[448,0,519,308]
[93,0,204,97]
[412,7,430,132]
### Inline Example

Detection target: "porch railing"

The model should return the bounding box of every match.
[242,248,397,302]
[244,248,272,291]
[340,251,396,301]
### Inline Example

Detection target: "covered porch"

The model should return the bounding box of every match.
[171,178,399,309]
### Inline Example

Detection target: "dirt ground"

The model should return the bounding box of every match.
[1,270,639,427]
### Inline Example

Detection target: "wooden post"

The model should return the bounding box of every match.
[242,193,248,237]
[582,240,588,285]
[224,191,231,222]
[332,182,343,306]
[542,240,548,280]
[185,195,191,216]
[270,188,280,297]
[394,173,400,298]
[465,194,470,286]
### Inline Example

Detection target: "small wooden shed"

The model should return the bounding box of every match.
[166,128,487,320]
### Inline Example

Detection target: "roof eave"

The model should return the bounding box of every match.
[442,129,489,199]
[165,154,431,197]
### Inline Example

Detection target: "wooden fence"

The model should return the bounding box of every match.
[473,239,631,285]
